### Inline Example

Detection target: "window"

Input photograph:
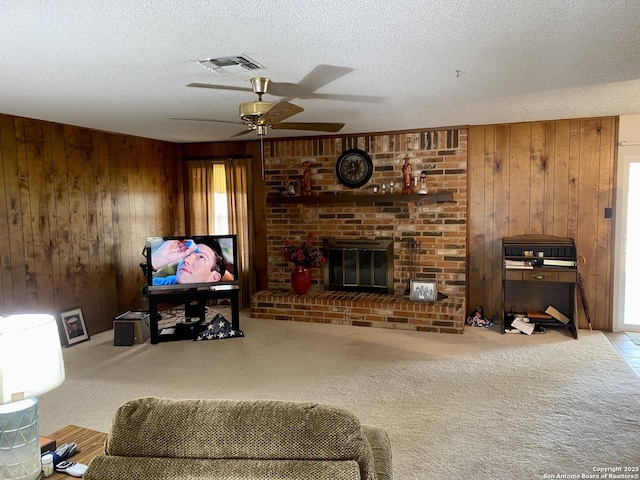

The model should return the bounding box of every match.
[187,162,228,235]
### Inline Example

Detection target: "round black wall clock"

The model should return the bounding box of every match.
[335,149,374,188]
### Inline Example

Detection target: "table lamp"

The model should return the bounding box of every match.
[0,314,65,480]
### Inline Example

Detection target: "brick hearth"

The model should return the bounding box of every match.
[251,287,466,334]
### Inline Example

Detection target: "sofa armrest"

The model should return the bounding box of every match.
[85,456,361,480]
[362,425,393,480]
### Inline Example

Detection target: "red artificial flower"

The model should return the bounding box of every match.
[282,233,324,266]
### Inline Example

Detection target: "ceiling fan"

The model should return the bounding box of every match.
[170,77,346,138]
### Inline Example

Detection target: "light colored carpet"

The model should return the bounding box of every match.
[39,309,640,479]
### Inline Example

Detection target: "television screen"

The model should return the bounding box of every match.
[145,235,238,291]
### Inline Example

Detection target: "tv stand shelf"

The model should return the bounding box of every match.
[146,285,240,344]
[502,234,578,339]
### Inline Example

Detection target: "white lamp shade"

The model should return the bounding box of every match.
[0,314,65,405]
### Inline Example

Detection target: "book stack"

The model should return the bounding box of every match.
[504,259,534,269]
[542,259,576,267]
[527,310,552,320]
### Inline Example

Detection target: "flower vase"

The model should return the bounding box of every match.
[290,265,312,295]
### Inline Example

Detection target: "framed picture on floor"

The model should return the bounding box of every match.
[409,280,437,302]
[59,306,90,346]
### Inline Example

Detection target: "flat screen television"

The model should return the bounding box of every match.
[144,235,239,292]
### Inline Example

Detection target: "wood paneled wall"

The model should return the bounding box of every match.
[0,113,618,335]
[468,118,617,330]
[0,114,184,334]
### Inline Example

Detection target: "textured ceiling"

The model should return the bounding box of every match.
[1,0,639,143]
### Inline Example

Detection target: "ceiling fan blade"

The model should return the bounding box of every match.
[266,65,356,99]
[271,122,345,133]
[186,82,252,93]
[230,128,255,138]
[305,93,385,104]
[168,116,242,125]
[265,66,383,103]
[295,65,355,93]
[259,101,304,125]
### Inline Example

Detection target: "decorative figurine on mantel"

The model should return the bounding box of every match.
[401,155,412,194]
[302,161,312,196]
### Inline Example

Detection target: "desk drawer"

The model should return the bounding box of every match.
[505,270,577,283]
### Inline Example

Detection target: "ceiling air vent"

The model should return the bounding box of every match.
[198,55,265,74]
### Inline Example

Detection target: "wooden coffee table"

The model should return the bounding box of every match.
[43,425,107,479]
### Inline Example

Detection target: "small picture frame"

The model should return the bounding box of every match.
[59,307,90,346]
[409,280,437,302]
[286,181,298,196]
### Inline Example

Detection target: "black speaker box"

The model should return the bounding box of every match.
[114,321,135,346]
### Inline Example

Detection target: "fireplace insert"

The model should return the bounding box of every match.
[323,238,394,294]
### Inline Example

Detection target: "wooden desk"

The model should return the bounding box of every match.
[44,425,107,479]
[501,235,579,338]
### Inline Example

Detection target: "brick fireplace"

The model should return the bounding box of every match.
[250,128,468,333]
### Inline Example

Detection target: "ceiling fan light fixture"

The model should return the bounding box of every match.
[239,101,274,123]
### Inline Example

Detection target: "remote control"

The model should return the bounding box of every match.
[55,461,88,477]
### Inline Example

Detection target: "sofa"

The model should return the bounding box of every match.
[84,397,392,480]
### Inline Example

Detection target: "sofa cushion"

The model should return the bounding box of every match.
[85,456,361,480]
[105,397,378,480]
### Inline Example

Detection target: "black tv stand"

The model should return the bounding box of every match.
[146,285,240,344]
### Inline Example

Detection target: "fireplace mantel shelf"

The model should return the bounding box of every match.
[267,192,454,206]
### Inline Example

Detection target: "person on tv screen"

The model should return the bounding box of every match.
[151,237,227,285]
